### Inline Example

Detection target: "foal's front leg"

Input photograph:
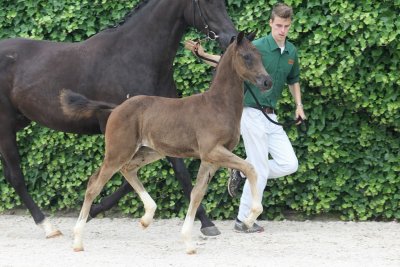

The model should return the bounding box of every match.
[181,162,218,254]
[168,157,220,236]
[208,147,263,228]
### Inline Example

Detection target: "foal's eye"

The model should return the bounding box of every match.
[243,54,252,62]
[241,54,253,68]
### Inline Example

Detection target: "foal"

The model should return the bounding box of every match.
[61,32,272,254]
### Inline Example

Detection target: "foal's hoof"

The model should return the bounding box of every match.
[186,248,197,255]
[200,226,221,236]
[46,230,63,239]
[139,220,150,229]
[73,247,84,252]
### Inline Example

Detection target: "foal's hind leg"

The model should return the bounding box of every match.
[73,164,120,251]
[120,147,163,228]
[181,162,218,254]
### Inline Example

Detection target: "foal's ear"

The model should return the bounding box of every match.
[237,31,245,45]
[246,32,256,41]
[230,35,236,44]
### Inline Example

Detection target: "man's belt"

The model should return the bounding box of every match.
[262,107,275,114]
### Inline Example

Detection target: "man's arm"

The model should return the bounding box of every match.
[289,82,306,122]
[184,40,221,67]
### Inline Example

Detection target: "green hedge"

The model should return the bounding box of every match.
[0,0,399,221]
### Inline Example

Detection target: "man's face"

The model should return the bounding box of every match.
[269,16,292,44]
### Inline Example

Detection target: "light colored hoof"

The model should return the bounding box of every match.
[243,218,254,229]
[139,220,149,229]
[140,216,153,229]
[73,246,84,252]
[73,238,84,252]
[46,230,63,239]
[186,248,197,255]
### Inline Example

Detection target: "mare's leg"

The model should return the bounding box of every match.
[206,146,263,228]
[0,113,61,238]
[167,157,220,236]
[181,162,218,254]
[120,147,163,228]
[88,180,132,219]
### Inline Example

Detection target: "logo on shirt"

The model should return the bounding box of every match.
[288,59,294,65]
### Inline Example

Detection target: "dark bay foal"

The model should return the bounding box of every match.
[60,32,272,254]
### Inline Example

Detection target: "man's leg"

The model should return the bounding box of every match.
[236,112,298,223]
[267,114,298,179]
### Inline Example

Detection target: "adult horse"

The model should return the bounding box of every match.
[61,31,272,254]
[0,0,236,238]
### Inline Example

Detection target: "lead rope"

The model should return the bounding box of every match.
[245,86,308,133]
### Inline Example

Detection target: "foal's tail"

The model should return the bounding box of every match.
[59,89,116,119]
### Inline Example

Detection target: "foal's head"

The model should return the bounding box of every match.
[231,32,273,91]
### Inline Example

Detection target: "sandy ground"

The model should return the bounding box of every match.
[0,214,399,267]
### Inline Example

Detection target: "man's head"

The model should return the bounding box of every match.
[269,3,293,46]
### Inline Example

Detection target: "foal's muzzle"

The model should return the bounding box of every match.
[256,75,273,92]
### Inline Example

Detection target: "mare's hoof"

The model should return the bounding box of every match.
[86,214,94,222]
[46,230,63,239]
[200,226,221,236]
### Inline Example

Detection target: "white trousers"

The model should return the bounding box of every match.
[237,107,298,222]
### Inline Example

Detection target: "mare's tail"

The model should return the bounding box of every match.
[60,89,116,119]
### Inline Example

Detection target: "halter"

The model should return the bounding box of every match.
[193,0,219,41]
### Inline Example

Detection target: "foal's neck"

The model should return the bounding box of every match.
[208,50,244,107]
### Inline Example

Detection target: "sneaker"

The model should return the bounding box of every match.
[234,219,264,233]
[228,169,245,197]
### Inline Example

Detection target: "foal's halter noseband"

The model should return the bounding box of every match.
[193,0,219,41]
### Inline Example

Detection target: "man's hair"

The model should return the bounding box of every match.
[271,3,293,21]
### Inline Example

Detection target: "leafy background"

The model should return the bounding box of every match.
[0,0,399,221]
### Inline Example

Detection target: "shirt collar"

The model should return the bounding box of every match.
[266,33,289,53]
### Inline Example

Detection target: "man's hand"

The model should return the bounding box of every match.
[184,40,220,67]
[184,40,205,57]
[295,105,306,124]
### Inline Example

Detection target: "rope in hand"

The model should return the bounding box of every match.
[192,40,220,65]
[246,86,308,134]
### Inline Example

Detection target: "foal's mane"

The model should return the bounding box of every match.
[212,40,235,74]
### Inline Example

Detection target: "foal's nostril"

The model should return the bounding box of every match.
[264,79,272,89]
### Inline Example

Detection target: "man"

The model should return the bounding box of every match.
[185,3,306,233]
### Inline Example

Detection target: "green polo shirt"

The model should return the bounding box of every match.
[244,34,300,109]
